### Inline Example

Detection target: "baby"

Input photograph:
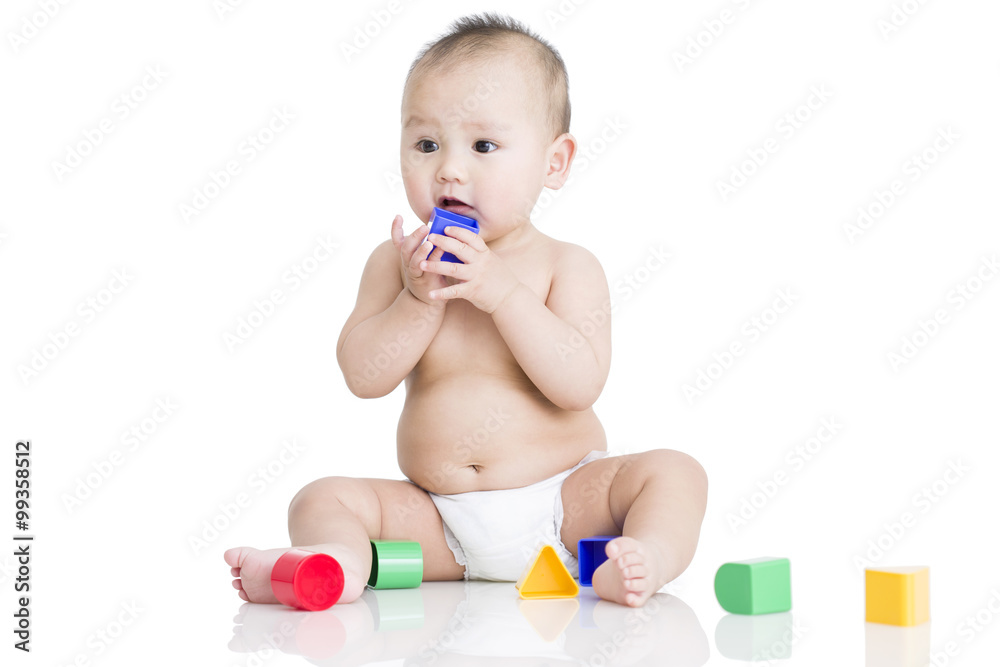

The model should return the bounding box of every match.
[225,13,707,608]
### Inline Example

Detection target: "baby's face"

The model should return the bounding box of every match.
[400,55,555,243]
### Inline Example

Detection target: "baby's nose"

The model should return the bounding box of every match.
[435,150,468,183]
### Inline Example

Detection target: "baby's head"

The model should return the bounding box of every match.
[400,13,575,243]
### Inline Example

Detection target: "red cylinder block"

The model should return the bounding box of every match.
[270,549,344,611]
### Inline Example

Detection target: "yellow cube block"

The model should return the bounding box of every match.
[865,566,930,626]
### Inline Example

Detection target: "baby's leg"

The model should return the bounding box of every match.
[560,450,708,607]
[225,477,465,605]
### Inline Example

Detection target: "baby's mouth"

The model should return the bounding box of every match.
[438,196,473,214]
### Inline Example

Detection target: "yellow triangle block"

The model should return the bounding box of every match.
[515,545,580,599]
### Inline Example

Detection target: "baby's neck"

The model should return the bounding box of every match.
[487,219,537,254]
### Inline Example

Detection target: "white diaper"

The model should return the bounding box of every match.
[423,450,609,581]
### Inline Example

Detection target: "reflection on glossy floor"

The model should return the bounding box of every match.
[229,581,710,666]
[228,580,936,665]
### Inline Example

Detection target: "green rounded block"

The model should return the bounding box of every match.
[714,557,792,615]
[368,540,423,590]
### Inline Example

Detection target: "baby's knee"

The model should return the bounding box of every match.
[287,476,374,521]
[638,449,707,490]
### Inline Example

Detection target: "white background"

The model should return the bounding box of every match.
[1,0,998,665]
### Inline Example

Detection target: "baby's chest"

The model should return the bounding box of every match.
[423,268,551,368]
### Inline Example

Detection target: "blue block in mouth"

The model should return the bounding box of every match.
[427,207,479,263]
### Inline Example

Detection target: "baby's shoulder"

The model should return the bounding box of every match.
[352,238,404,305]
[365,238,403,280]
[535,233,605,279]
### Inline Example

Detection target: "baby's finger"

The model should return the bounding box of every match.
[410,236,439,272]
[429,281,462,302]
[424,241,444,262]
[428,233,469,264]
[390,215,404,250]
[422,260,466,284]
[401,223,429,262]
[413,235,445,265]
[440,225,484,252]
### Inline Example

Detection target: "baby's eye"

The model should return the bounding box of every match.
[474,140,498,153]
[416,139,438,153]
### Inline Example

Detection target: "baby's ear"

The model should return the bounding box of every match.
[543,133,577,190]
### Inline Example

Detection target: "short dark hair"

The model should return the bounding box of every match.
[404,12,571,139]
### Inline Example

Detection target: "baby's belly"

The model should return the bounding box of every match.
[397,373,606,494]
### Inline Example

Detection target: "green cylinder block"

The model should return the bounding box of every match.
[714,557,792,615]
[368,540,423,590]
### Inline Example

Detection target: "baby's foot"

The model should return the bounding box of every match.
[591,536,669,607]
[224,546,368,606]
[224,547,289,604]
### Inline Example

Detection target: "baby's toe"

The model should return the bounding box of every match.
[625,578,646,592]
[609,536,644,557]
[223,547,245,568]
[616,551,643,569]
[606,537,626,558]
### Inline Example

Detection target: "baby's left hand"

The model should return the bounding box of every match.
[419,226,521,314]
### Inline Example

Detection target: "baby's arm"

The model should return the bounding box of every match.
[337,235,445,398]
[491,244,611,411]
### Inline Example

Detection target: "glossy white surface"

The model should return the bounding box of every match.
[229,583,709,665]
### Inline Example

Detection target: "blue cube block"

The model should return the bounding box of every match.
[578,536,616,586]
[427,207,479,263]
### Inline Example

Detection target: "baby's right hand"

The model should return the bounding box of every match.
[391,215,447,307]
